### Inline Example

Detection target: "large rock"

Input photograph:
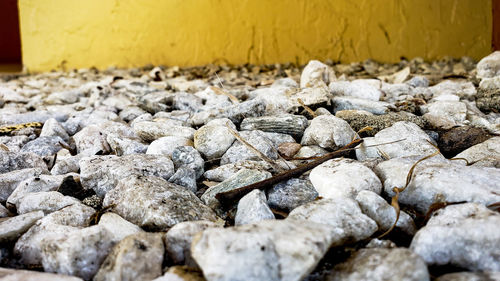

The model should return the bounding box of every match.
[191,219,338,281]
[375,157,500,213]
[329,79,382,101]
[193,118,236,160]
[300,60,336,88]
[454,136,500,164]
[133,120,195,142]
[80,154,174,197]
[266,178,318,212]
[0,151,47,174]
[0,211,44,243]
[235,189,275,226]
[6,174,66,209]
[17,191,80,215]
[309,158,382,199]
[220,130,278,164]
[301,115,357,149]
[476,51,500,79]
[422,101,467,130]
[411,203,500,271]
[0,167,46,202]
[103,175,217,231]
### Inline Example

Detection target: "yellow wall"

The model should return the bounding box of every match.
[19,0,492,72]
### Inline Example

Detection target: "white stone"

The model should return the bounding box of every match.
[40,118,70,141]
[6,174,66,209]
[133,120,195,142]
[422,101,467,129]
[300,60,336,88]
[477,51,500,78]
[0,268,83,281]
[97,212,143,242]
[0,211,44,243]
[72,125,111,156]
[194,118,236,159]
[0,167,47,202]
[301,115,356,149]
[332,96,393,115]
[411,203,500,271]
[17,191,80,215]
[192,219,337,281]
[235,189,275,226]
[106,133,148,156]
[288,198,378,246]
[309,158,382,199]
[329,79,382,101]
[454,136,500,163]
[220,130,278,165]
[355,190,416,235]
[375,157,500,213]
[426,80,476,99]
[146,136,193,157]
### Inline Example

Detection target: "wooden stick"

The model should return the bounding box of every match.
[215,138,363,206]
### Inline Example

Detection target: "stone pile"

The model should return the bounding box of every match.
[0,53,499,280]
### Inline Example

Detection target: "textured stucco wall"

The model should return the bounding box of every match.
[19,0,492,71]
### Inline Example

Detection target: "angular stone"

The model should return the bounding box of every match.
[97,212,143,242]
[375,157,500,213]
[94,232,164,281]
[329,79,382,101]
[287,198,377,246]
[193,118,236,159]
[73,125,111,156]
[0,204,11,218]
[454,136,500,164]
[106,133,148,156]
[240,114,308,138]
[164,220,222,266]
[437,126,493,158]
[20,136,66,157]
[17,191,80,215]
[133,121,195,142]
[168,167,197,192]
[435,272,500,281]
[0,151,47,174]
[191,219,337,281]
[0,167,47,202]
[103,175,217,231]
[235,189,275,226]
[50,155,83,175]
[327,248,429,281]
[80,154,174,197]
[7,174,66,209]
[355,190,416,235]
[267,178,318,212]
[410,203,500,271]
[300,60,336,88]
[422,101,467,130]
[476,51,500,79]
[201,169,271,211]
[301,115,357,149]
[203,160,276,182]
[190,98,266,126]
[221,130,278,165]
[172,146,204,179]
[146,136,193,157]
[40,118,70,141]
[332,96,393,115]
[0,211,44,243]
[309,158,382,199]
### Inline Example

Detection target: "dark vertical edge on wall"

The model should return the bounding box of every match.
[493,0,500,50]
[0,0,22,63]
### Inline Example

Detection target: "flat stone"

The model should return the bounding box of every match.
[201,168,271,211]
[410,203,500,271]
[0,151,48,174]
[266,178,318,212]
[332,96,394,115]
[476,51,500,79]
[235,189,275,226]
[356,121,440,161]
[172,146,204,179]
[300,60,336,88]
[426,80,476,99]
[0,211,44,243]
[146,136,193,157]
[191,219,338,281]
[287,198,378,246]
[355,190,416,235]
[94,232,164,281]
[0,167,47,202]
[220,130,278,165]
[164,220,223,267]
[193,118,236,160]
[103,175,217,231]
[454,136,500,164]
[72,125,111,156]
[375,157,500,213]
[80,154,174,197]
[20,136,66,157]
[17,191,80,215]
[422,101,467,129]
[301,115,357,149]
[240,114,308,138]
[327,248,429,281]
[309,158,382,199]
[133,120,195,142]
[7,174,66,209]
[0,111,67,126]
[329,79,382,101]
[0,268,83,281]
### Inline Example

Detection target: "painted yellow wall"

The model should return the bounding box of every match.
[19,0,492,72]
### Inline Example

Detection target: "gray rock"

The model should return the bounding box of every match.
[267,178,318,212]
[426,80,476,99]
[454,136,500,163]
[422,101,467,129]
[329,79,382,101]
[0,111,67,126]
[50,155,82,175]
[477,51,500,79]
[146,136,193,157]
[260,131,296,148]
[40,118,70,141]
[164,220,223,266]
[0,211,44,243]
[375,157,500,213]
[46,90,80,105]
[301,115,357,149]
[193,118,236,159]
[40,225,115,280]
[235,189,275,225]
[94,232,164,281]
[240,114,308,137]
[73,125,111,156]
[20,136,67,157]
[221,130,278,165]
[332,96,394,115]
[201,169,271,211]
[288,87,332,109]
[172,91,203,112]
[168,167,197,192]
[287,198,377,246]
[133,120,195,142]
[356,121,440,161]
[203,160,276,182]
[103,175,217,231]
[294,145,328,159]
[190,98,266,126]
[435,272,500,281]
[0,135,30,152]
[355,190,416,235]
[0,203,11,218]
[172,146,204,179]
[309,158,382,199]
[194,87,233,111]
[106,133,148,155]
[191,219,338,281]
[17,191,80,215]
[300,60,336,88]
[0,268,83,281]
[7,174,66,209]
[80,154,174,197]
[327,248,429,281]
[0,167,47,202]
[119,105,148,122]
[252,86,292,115]
[381,83,413,102]
[411,203,500,271]
[272,78,298,88]
[98,212,143,242]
